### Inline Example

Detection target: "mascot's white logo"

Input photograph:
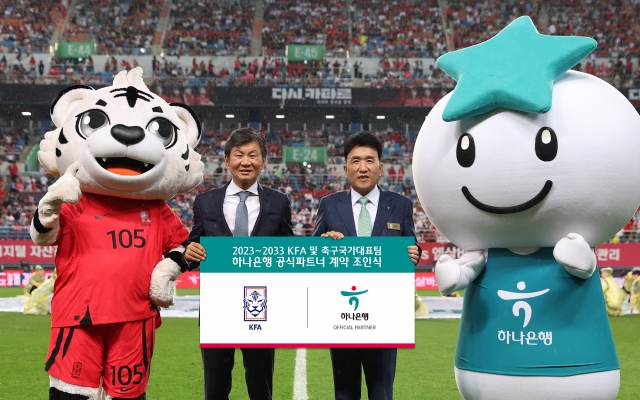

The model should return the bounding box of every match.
[497,281,549,328]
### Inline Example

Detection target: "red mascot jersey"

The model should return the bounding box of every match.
[50,193,188,327]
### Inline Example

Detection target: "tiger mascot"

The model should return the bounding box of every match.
[30,67,203,400]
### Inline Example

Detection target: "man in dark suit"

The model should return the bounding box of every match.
[184,127,293,400]
[312,131,421,400]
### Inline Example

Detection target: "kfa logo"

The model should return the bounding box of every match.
[497,281,549,328]
[244,286,267,322]
[341,285,368,311]
[140,208,151,225]
[71,362,83,378]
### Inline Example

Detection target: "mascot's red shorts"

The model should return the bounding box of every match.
[45,316,157,398]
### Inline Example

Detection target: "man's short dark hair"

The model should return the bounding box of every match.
[224,127,267,159]
[343,131,383,161]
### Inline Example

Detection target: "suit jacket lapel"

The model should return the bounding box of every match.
[372,189,395,236]
[251,184,270,236]
[336,191,357,236]
[214,182,233,236]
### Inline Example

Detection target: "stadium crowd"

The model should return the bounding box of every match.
[0,126,29,163]
[3,121,640,244]
[352,0,447,58]
[163,0,253,57]
[0,0,639,60]
[63,0,159,55]
[0,125,438,239]
[0,0,57,54]
[262,0,349,56]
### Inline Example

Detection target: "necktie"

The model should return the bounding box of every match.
[234,191,250,237]
[358,197,372,237]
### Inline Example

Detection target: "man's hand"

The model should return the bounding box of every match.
[408,245,419,265]
[321,231,344,240]
[185,242,206,262]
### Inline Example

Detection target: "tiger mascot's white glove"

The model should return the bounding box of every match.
[31,161,82,245]
[150,257,183,308]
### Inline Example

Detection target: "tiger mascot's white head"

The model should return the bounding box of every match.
[39,67,203,200]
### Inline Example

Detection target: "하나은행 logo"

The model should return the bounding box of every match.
[341,286,368,311]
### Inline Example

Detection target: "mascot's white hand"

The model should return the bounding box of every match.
[435,254,462,296]
[553,233,596,279]
[150,258,182,308]
[38,161,82,228]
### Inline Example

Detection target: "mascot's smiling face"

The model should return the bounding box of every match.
[39,68,203,200]
[413,71,640,249]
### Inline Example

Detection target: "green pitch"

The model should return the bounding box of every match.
[0,288,638,399]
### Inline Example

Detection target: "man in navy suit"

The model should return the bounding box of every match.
[313,131,421,400]
[184,127,293,400]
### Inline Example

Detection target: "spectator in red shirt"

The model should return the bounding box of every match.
[10,163,18,182]
[167,89,183,103]
[195,88,213,105]
[388,165,397,183]
[182,88,196,105]
[585,62,594,75]
[404,88,423,106]
[423,89,435,107]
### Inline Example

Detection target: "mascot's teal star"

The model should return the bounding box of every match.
[437,16,596,122]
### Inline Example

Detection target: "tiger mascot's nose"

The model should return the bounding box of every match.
[111,124,145,145]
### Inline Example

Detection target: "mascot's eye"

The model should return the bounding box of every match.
[456,133,475,168]
[535,127,558,162]
[76,110,110,138]
[147,118,177,148]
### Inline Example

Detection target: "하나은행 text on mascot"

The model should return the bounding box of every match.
[413,16,640,400]
[30,67,204,400]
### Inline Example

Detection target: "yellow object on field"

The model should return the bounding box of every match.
[415,291,429,318]
[23,273,56,315]
[631,274,640,314]
[601,273,625,316]
[24,271,45,295]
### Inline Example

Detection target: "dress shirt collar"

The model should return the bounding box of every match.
[350,186,380,207]
[226,180,259,196]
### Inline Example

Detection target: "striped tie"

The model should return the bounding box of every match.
[234,191,250,237]
[358,197,372,237]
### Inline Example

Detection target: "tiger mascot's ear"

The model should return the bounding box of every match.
[170,103,201,149]
[170,103,204,193]
[50,85,96,127]
[40,85,96,177]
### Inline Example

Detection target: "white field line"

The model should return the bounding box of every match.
[293,348,309,400]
